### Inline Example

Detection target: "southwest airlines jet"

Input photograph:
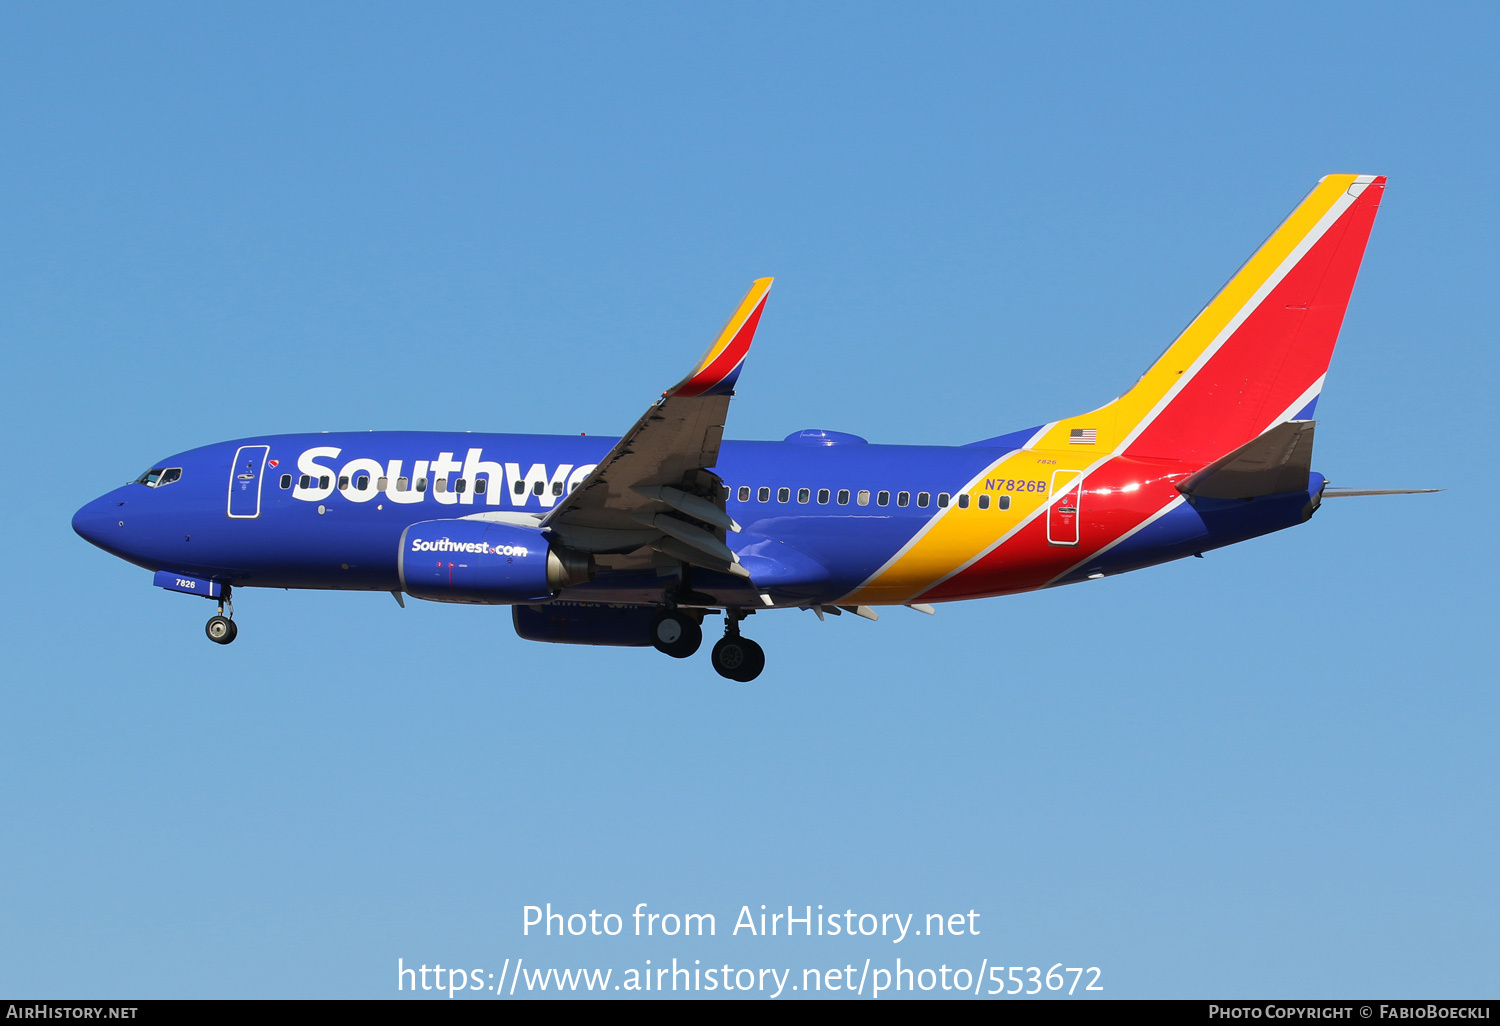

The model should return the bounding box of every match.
[74,175,1431,681]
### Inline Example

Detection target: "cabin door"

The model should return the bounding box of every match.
[227,445,271,518]
[1047,469,1084,546]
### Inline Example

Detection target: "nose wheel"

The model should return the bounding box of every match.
[205,590,237,645]
[205,615,237,645]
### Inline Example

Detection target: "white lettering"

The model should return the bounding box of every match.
[292,447,588,510]
[338,458,385,503]
[408,537,530,558]
[430,452,461,505]
[460,448,505,506]
[384,460,424,504]
[294,446,340,501]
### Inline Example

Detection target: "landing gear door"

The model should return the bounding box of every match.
[1047,469,1083,546]
[227,445,271,519]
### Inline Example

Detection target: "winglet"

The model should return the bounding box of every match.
[668,277,773,398]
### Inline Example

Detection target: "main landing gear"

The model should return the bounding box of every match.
[710,609,764,682]
[205,591,237,645]
[649,609,702,659]
[711,632,764,683]
[649,606,765,681]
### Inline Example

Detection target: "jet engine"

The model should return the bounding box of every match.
[512,602,658,646]
[398,519,592,604]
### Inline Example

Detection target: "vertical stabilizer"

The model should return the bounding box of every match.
[1035,175,1385,463]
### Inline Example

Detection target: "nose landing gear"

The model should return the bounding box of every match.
[205,615,237,644]
[205,591,237,645]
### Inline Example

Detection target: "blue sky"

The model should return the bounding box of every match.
[1,2,1495,999]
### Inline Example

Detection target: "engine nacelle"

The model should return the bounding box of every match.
[398,519,591,605]
[513,602,658,646]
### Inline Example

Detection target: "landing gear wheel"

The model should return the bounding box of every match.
[205,615,237,645]
[650,610,702,659]
[711,635,765,682]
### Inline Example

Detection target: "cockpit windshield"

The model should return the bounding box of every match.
[135,467,182,488]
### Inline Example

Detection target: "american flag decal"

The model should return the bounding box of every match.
[1069,428,1097,445]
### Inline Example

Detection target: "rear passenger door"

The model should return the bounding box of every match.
[1046,469,1083,546]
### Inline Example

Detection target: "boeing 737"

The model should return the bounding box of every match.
[73,174,1433,680]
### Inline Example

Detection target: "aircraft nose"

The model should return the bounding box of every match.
[72,493,124,549]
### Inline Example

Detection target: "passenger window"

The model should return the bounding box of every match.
[817,488,830,504]
[475,479,487,495]
[437,478,449,493]
[533,481,544,495]
[280,474,292,489]
[857,489,870,506]
[897,491,910,507]
[777,487,790,503]
[338,475,350,489]
[416,478,427,493]
[937,492,949,507]
[958,493,970,509]
[998,495,1011,510]
[319,475,330,489]
[357,476,370,490]
[877,490,890,506]
[396,477,409,492]
[978,495,991,510]
[552,481,564,496]
[916,491,930,508]
[797,488,810,503]
[837,489,850,505]
[514,480,525,495]
[758,487,771,502]
[299,474,311,489]
[737,486,751,502]
[455,479,467,494]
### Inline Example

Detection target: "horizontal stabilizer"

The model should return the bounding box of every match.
[1322,487,1442,498]
[1178,420,1316,500]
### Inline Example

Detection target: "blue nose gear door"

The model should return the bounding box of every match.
[227,445,271,518]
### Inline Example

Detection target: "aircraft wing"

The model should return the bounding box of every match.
[539,278,772,576]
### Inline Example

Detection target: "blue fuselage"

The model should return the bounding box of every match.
[73,427,1322,611]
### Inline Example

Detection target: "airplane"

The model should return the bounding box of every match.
[73,173,1435,681]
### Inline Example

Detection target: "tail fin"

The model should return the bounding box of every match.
[1036,175,1385,463]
